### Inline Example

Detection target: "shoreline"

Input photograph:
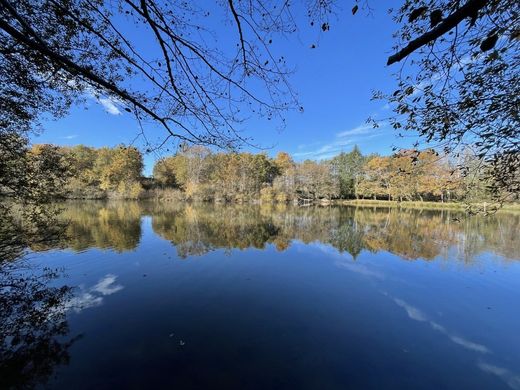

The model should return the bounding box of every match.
[58,197,520,213]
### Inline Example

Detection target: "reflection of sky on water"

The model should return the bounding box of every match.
[478,362,520,390]
[392,297,490,354]
[392,297,520,389]
[332,247,520,390]
[19,203,519,389]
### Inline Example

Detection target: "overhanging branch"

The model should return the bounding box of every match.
[387,0,487,65]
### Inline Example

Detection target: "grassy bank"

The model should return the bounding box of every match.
[340,199,520,212]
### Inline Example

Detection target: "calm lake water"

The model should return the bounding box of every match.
[3,202,520,389]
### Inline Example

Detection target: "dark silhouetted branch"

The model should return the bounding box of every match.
[387,0,487,65]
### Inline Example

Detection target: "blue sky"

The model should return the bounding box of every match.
[32,1,418,175]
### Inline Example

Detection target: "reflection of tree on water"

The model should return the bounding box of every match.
[0,260,77,389]
[151,203,519,263]
[0,206,77,389]
[26,201,520,263]
[60,201,142,252]
[0,202,517,388]
[152,204,280,258]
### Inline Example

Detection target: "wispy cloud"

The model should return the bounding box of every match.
[61,134,78,140]
[336,123,377,138]
[294,121,386,160]
[293,138,354,160]
[98,97,121,115]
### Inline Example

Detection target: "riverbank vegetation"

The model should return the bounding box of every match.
[151,145,516,207]
[11,141,517,207]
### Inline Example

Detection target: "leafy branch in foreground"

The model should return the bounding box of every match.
[381,0,519,202]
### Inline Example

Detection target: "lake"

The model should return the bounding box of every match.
[2,201,520,389]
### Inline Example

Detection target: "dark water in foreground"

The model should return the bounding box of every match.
[3,202,520,389]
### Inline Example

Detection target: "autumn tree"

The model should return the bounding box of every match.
[153,157,178,188]
[274,152,295,175]
[357,155,393,200]
[294,160,339,201]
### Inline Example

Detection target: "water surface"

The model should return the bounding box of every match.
[3,202,520,389]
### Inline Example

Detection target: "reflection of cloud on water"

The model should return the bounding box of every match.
[66,292,103,312]
[393,297,490,354]
[449,335,489,354]
[393,297,520,389]
[332,239,519,389]
[478,362,520,390]
[394,298,428,322]
[92,274,124,295]
[66,274,123,313]
[335,258,492,356]
[336,261,386,280]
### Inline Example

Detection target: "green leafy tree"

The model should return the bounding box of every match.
[331,145,365,199]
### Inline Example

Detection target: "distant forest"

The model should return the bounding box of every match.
[24,143,514,204]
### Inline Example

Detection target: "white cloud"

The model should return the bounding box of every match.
[61,134,78,140]
[83,86,122,115]
[98,97,121,115]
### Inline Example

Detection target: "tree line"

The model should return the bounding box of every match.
[152,145,504,204]
[14,142,511,203]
